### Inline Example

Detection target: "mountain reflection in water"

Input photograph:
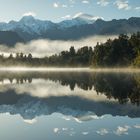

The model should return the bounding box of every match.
[0,71,140,120]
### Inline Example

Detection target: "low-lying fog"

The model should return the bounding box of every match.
[0,35,117,57]
[0,67,140,73]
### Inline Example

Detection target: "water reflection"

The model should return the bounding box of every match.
[0,71,140,120]
[0,72,140,103]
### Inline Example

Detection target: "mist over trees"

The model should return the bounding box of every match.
[0,46,93,67]
[0,32,139,67]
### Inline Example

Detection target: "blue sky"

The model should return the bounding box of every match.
[0,0,139,22]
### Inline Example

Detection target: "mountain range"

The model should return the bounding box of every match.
[0,89,140,120]
[0,13,140,46]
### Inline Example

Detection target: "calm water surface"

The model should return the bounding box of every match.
[0,70,140,140]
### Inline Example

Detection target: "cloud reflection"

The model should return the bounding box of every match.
[23,118,37,124]
[114,125,131,136]
[134,124,140,129]
[96,128,109,135]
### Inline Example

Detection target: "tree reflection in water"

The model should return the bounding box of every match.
[0,71,140,105]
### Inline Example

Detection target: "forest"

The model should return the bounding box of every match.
[93,32,140,67]
[0,46,93,67]
[0,32,139,67]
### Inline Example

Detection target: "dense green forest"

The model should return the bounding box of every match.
[0,32,139,67]
[93,32,140,67]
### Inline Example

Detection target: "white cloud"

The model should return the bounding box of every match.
[82,132,89,135]
[53,2,59,8]
[82,0,89,4]
[134,124,140,129]
[24,119,37,124]
[96,128,109,135]
[0,35,116,57]
[53,3,69,8]
[114,0,131,10]
[23,12,36,17]
[62,128,68,131]
[72,12,104,20]
[54,128,59,133]
[61,15,71,19]
[73,12,83,18]
[97,0,109,7]
[74,118,83,123]
[114,125,131,136]
[92,16,104,20]
[62,116,71,121]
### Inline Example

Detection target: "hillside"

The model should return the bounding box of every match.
[0,31,24,46]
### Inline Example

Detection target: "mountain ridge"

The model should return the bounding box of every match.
[0,15,139,45]
[0,31,24,46]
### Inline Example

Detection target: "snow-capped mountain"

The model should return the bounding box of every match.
[0,14,100,35]
[58,13,101,28]
[0,16,56,35]
[0,15,139,45]
[0,91,140,120]
[19,16,57,34]
[0,14,102,41]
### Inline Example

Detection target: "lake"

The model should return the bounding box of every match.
[0,69,140,140]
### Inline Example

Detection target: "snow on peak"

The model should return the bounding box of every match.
[0,13,104,35]
[58,13,103,28]
[73,13,104,23]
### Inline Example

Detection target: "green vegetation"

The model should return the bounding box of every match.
[92,32,140,67]
[48,46,93,66]
[0,46,93,67]
[0,32,139,67]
